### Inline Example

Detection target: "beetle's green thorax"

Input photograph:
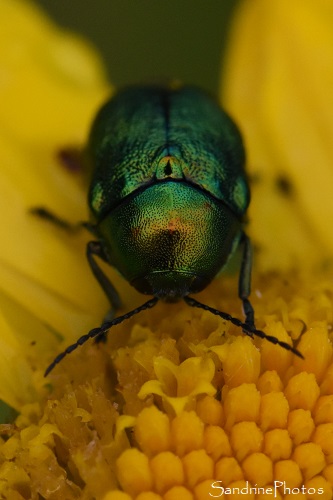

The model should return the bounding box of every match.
[87,86,250,222]
[96,180,243,299]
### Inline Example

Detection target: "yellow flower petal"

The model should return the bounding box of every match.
[0,0,112,361]
[0,305,38,409]
[221,0,333,269]
[0,0,108,145]
[138,357,216,414]
[211,336,261,388]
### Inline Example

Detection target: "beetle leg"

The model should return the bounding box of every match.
[87,241,122,326]
[238,232,256,329]
[87,240,122,343]
[30,206,93,233]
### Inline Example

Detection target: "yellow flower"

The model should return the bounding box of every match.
[138,357,216,415]
[0,1,333,499]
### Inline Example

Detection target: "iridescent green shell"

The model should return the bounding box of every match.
[87,86,249,220]
[86,86,250,298]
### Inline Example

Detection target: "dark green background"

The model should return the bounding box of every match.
[35,0,239,93]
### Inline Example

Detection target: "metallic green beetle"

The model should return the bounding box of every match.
[45,85,302,375]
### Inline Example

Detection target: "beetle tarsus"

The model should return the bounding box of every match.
[242,298,255,330]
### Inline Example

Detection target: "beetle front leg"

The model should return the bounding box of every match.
[87,240,122,320]
[238,232,255,329]
[30,207,95,233]
[30,207,80,231]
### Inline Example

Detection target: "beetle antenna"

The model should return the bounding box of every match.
[44,297,159,376]
[184,296,304,359]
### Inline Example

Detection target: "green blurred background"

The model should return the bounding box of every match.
[35,0,239,93]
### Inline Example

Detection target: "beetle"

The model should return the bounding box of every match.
[43,85,303,375]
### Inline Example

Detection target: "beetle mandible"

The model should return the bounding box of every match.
[44,85,303,375]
